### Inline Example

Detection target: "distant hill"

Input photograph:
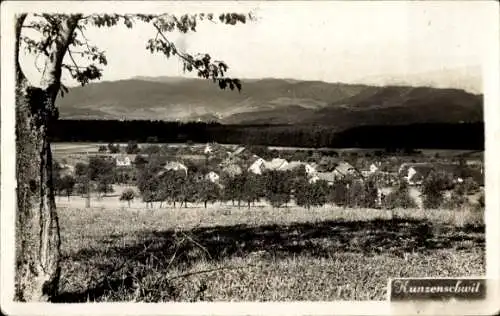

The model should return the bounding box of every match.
[56,76,483,128]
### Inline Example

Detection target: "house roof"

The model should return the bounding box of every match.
[232,147,246,156]
[264,158,288,170]
[334,161,357,175]
[164,161,187,171]
[280,161,304,171]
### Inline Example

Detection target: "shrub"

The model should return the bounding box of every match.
[120,189,136,207]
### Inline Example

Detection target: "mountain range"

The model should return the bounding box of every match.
[56,76,483,130]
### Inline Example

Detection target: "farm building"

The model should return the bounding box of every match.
[248,157,266,175]
[333,161,362,179]
[399,163,435,185]
[265,158,289,171]
[115,155,132,167]
[280,161,318,175]
[309,172,339,185]
[163,161,188,175]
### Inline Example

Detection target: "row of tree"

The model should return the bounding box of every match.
[48,119,484,150]
[53,155,483,211]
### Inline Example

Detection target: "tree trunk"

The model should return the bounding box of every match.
[15,14,81,301]
[204,201,207,208]
[15,23,57,302]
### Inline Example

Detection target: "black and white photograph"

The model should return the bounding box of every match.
[1,1,499,315]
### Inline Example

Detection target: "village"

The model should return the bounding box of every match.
[53,142,484,210]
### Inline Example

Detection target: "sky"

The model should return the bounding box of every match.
[16,1,494,93]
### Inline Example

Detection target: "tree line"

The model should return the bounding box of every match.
[48,120,484,150]
[54,154,484,212]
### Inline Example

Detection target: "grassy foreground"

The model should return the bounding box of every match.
[54,205,485,302]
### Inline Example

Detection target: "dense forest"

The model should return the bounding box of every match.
[48,120,484,150]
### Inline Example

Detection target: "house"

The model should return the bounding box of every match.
[248,157,266,174]
[163,161,188,175]
[310,172,340,185]
[231,146,246,156]
[369,162,381,174]
[205,171,220,183]
[305,162,318,175]
[204,143,213,155]
[399,163,435,185]
[115,155,132,167]
[264,158,288,171]
[333,161,362,179]
[280,161,318,176]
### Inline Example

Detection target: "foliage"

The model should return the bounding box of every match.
[74,162,88,177]
[119,189,136,207]
[141,144,161,155]
[295,179,329,209]
[421,170,453,209]
[98,145,107,153]
[382,181,417,210]
[329,181,348,207]
[134,155,148,169]
[108,143,121,154]
[262,170,292,208]
[197,179,221,208]
[126,141,140,154]
[136,157,164,206]
[56,175,76,200]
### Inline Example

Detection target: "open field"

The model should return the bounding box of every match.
[54,202,485,302]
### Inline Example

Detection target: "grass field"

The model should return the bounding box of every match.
[54,202,485,302]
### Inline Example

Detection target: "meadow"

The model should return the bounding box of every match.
[54,201,485,302]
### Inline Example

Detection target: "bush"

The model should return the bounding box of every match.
[383,181,417,209]
[120,189,136,207]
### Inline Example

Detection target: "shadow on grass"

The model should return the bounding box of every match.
[54,217,484,302]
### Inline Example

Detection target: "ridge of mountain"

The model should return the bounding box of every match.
[56,76,483,127]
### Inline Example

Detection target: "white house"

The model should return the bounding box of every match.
[204,143,213,155]
[163,161,188,175]
[304,163,318,175]
[264,158,288,171]
[369,162,380,174]
[205,171,220,183]
[248,157,266,175]
[116,156,132,167]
